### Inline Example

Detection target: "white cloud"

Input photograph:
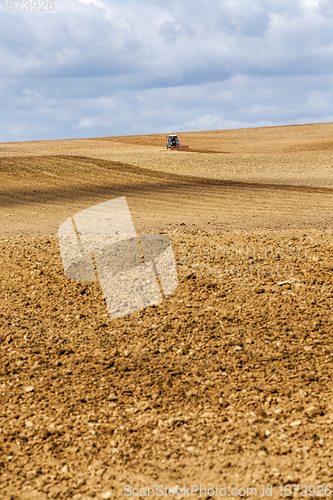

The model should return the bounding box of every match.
[300,0,323,10]
[0,0,333,141]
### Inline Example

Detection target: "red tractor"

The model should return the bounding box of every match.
[166,135,189,150]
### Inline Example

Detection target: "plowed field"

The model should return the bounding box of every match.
[1,123,333,499]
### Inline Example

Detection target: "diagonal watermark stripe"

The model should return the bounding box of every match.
[58,197,178,319]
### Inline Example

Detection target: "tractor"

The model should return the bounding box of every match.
[166,135,189,150]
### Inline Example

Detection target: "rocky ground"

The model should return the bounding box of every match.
[1,124,333,499]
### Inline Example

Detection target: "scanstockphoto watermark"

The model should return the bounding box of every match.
[124,484,260,497]
[58,197,178,320]
[1,0,54,11]
[178,243,309,280]
[124,484,333,497]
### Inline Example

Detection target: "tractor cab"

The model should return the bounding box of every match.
[166,135,179,148]
[165,134,189,150]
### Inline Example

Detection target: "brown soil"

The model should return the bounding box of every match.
[105,122,333,153]
[1,123,333,499]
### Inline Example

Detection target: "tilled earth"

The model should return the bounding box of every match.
[2,230,333,499]
[1,124,333,499]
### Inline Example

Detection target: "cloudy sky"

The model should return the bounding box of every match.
[1,0,333,141]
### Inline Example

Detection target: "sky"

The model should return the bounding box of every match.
[0,0,333,141]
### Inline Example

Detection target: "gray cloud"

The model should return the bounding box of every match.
[0,0,332,141]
